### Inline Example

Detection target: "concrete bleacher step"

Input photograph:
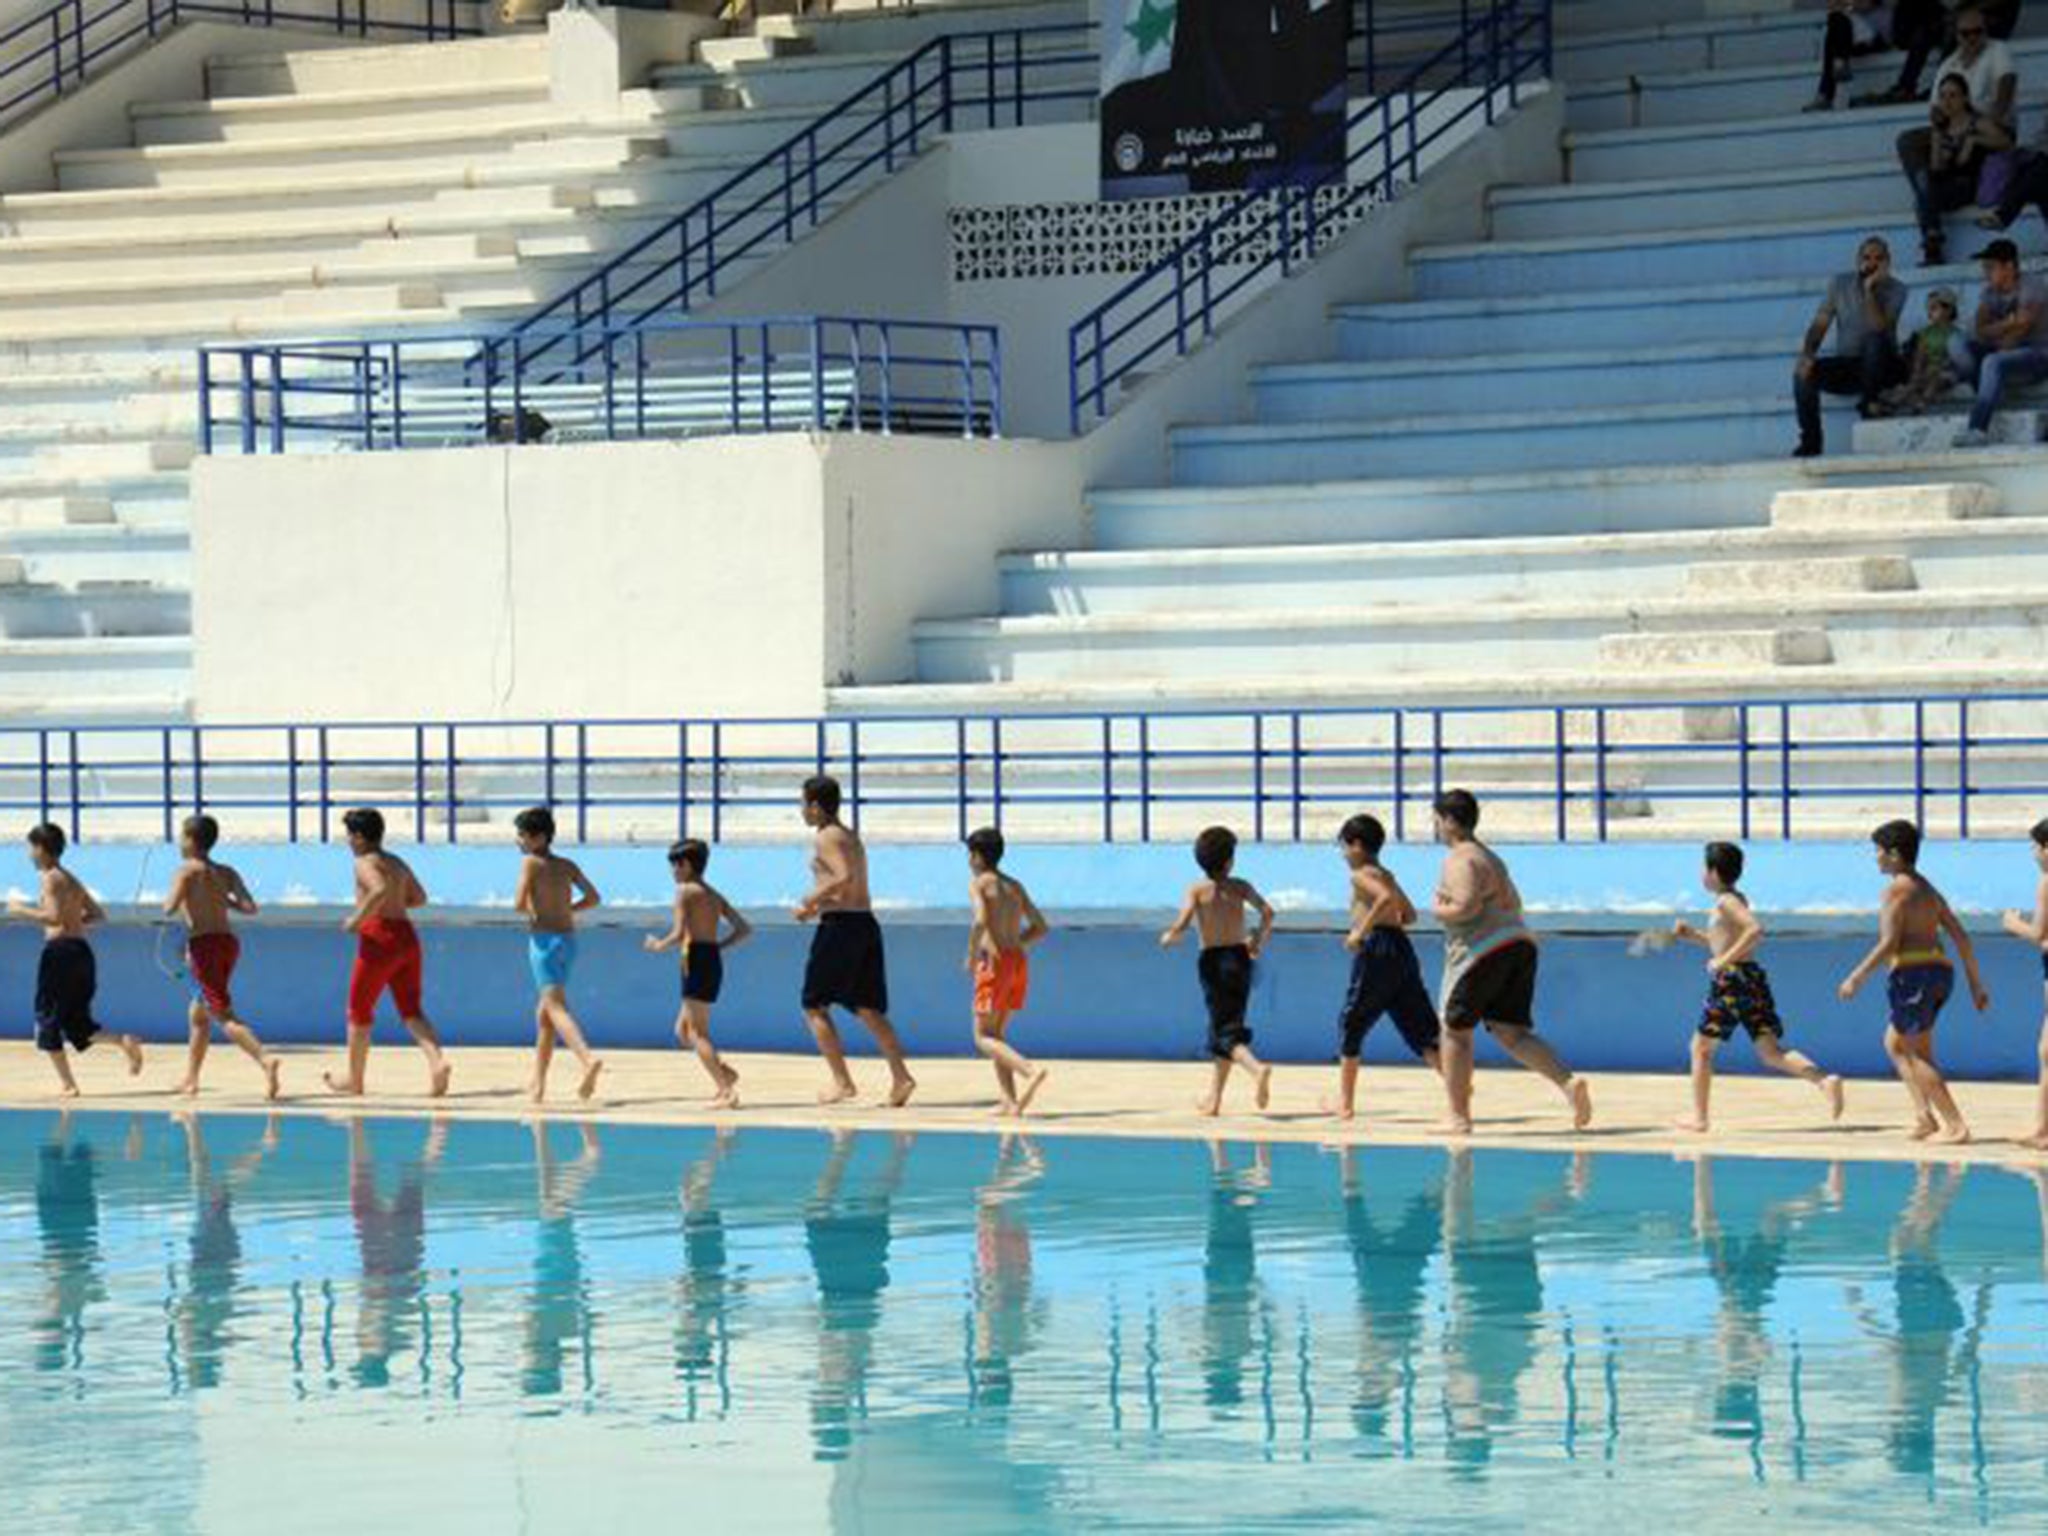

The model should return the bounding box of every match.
[1597,628,1833,669]
[1854,409,2048,454]
[0,280,448,342]
[0,229,519,289]
[0,635,189,700]
[0,496,117,530]
[1489,159,1910,242]
[697,33,817,69]
[1682,554,1916,596]
[130,78,553,149]
[1771,482,1999,528]
[1552,6,2048,83]
[203,35,551,99]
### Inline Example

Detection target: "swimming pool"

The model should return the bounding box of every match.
[4,1113,2044,1534]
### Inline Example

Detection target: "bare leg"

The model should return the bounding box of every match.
[1885,1024,1938,1137]
[1489,1023,1592,1128]
[529,1006,555,1104]
[1197,1057,1231,1117]
[855,1009,917,1107]
[401,1013,451,1098]
[976,1012,1026,1112]
[1754,1034,1843,1121]
[324,1024,372,1096]
[176,1000,209,1097]
[1908,1031,1970,1143]
[807,1008,858,1102]
[1325,1055,1361,1121]
[220,1016,281,1101]
[542,991,604,1101]
[2027,1016,2048,1149]
[682,1002,738,1107]
[1677,1033,1716,1133]
[1231,1043,1272,1110]
[113,1033,143,1076]
[43,1048,79,1098]
[1439,1028,1474,1134]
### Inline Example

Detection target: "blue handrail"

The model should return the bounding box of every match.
[1068,0,1553,433]
[0,0,476,134]
[197,314,1003,452]
[7,691,2041,847]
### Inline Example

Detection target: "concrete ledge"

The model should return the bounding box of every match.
[1854,410,2048,456]
[1771,482,1998,528]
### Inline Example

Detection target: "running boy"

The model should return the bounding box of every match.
[2000,817,2048,1149]
[795,775,917,1107]
[327,808,451,1099]
[10,823,141,1097]
[645,838,750,1108]
[1672,840,1844,1133]
[1839,819,1990,1144]
[165,814,282,1101]
[1161,825,1275,1117]
[965,827,1050,1118]
[1330,813,1442,1123]
[513,807,604,1104]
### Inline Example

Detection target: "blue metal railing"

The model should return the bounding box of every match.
[0,0,475,134]
[1068,0,1553,433]
[9,692,2045,847]
[196,314,1003,452]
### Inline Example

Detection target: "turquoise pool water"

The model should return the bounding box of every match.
[3,1114,2046,1534]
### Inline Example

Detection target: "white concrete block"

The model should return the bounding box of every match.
[1769,482,1999,529]
[1852,410,2048,456]
[0,497,118,530]
[1598,627,1833,669]
[698,36,817,68]
[1684,554,1917,595]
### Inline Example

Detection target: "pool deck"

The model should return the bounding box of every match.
[3,1040,2045,1166]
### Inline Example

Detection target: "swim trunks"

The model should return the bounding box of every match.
[1698,960,1784,1042]
[973,949,1029,1016]
[1442,937,1538,1032]
[1339,927,1441,1059]
[683,940,724,1004]
[186,932,241,1017]
[34,937,99,1053]
[803,910,889,1014]
[1887,960,1954,1035]
[1199,943,1254,1060]
[348,917,424,1026]
[527,931,577,995]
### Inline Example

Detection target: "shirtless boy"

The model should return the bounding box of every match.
[965,826,1050,1118]
[2001,817,2048,1149]
[165,814,281,1101]
[1839,819,1989,1144]
[1672,840,1843,1133]
[10,823,141,1097]
[645,838,750,1108]
[1161,825,1275,1117]
[1330,813,1442,1123]
[1431,790,1592,1135]
[513,807,604,1104]
[795,775,916,1106]
[327,807,451,1099]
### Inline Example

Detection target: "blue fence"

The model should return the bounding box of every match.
[8,692,2045,846]
[0,0,474,132]
[196,315,1002,451]
[1068,0,1551,433]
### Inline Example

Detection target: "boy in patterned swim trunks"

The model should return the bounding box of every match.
[1839,819,1990,1145]
[1672,841,1844,1134]
[1999,817,2048,1150]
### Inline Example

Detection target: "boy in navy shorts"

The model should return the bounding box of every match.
[1161,825,1275,1117]
[2001,817,2048,1149]
[1329,813,1442,1123]
[646,839,751,1109]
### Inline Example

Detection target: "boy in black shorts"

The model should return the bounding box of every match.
[9,823,143,1097]
[646,839,751,1108]
[1330,813,1442,1123]
[1672,841,1844,1134]
[1161,825,1275,1117]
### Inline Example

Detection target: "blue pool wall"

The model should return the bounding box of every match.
[4,839,2043,1079]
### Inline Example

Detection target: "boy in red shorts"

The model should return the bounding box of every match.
[965,827,1050,1117]
[326,807,451,1099]
[165,813,282,1100]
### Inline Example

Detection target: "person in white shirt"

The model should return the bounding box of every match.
[1896,6,2020,264]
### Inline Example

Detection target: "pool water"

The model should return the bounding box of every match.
[3,1113,2046,1534]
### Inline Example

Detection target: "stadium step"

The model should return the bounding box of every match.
[129,78,554,147]
[203,35,551,99]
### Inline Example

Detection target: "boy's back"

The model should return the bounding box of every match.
[1351,863,1417,930]
[355,850,421,920]
[174,859,248,937]
[679,878,732,943]
[1888,872,1952,958]
[1190,878,1254,948]
[975,871,1034,952]
[38,866,97,940]
[522,853,584,932]
[810,822,873,912]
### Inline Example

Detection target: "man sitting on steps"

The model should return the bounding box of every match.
[1793,235,1910,458]
[1950,236,2048,444]
[1894,5,2019,263]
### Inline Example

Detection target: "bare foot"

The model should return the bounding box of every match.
[57,1083,79,1100]
[528,1079,546,1106]
[1673,1116,1709,1134]
[888,1076,917,1109]
[174,1079,199,1099]
[1319,1096,1356,1122]
[818,1081,858,1105]
[1016,1067,1049,1117]
[1570,1078,1594,1131]
[118,1035,143,1076]
[720,1065,741,1092]
[1934,1123,1973,1146]
[1908,1117,1939,1141]
[1823,1075,1845,1122]
[1194,1097,1221,1119]
[429,1063,452,1099]
[990,1100,1018,1119]
[264,1059,282,1103]
[578,1059,605,1102]
[711,1085,741,1111]
[1254,1066,1273,1111]
[1434,1118,1473,1137]
[323,1071,363,1097]
[2021,1130,2048,1151]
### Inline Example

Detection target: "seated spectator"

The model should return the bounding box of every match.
[1811,1,1898,113]
[1898,71,2014,265]
[1950,237,2048,445]
[1868,288,1965,414]
[1793,236,1910,457]
[1976,102,2048,231]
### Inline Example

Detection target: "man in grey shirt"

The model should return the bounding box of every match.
[1794,235,1909,458]
[1952,237,2048,445]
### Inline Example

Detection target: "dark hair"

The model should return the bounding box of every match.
[27,822,65,859]
[1704,841,1744,889]
[669,838,709,875]
[1873,818,1922,866]
[183,813,220,854]
[342,807,385,845]
[1194,825,1237,878]
[803,775,842,817]
[2031,817,2048,848]
[514,806,556,842]
[1339,813,1387,857]
[1433,789,1480,833]
[966,826,1005,868]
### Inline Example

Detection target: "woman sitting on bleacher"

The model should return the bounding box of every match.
[1900,70,2015,264]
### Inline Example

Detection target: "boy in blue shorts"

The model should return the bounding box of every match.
[1672,841,1843,1133]
[646,838,751,1108]
[514,807,604,1104]
[2000,817,2048,1149]
[1839,819,1989,1144]
[1328,813,1442,1123]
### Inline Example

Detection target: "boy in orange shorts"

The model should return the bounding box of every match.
[966,827,1050,1116]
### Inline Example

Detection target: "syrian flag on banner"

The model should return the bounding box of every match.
[1101,0,1178,93]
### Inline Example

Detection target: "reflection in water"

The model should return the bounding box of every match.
[4,1114,2048,1530]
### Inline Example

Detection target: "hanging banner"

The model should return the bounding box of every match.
[1099,0,1352,200]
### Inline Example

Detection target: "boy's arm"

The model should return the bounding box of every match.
[2002,876,2048,945]
[78,879,106,927]
[1018,885,1050,948]
[1840,888,1906,997]
[224,867,259,917]
[513,857,536,918]
[1160,888,1197,947]
[1937,899,1991,1010]
[1711,898,1765,971]
[966,875,992,966]
[1433,854,1484,923]
[403,864,427,910]
[1243,880,1275,959]
[718,893,754,949]
[8,869,60,924]
[796,834,854,920]
[344,863,386,933]
[1346,869,1396,948]
[163,865,190,920]
[644,892,687,953]
[568,860,601,914]
[1669,916,1713,948]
